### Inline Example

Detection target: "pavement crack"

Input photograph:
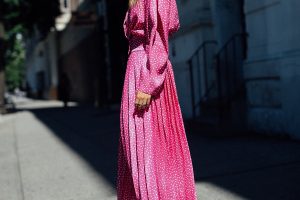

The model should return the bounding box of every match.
[12,113,26,200]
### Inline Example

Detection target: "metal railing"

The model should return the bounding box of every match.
[215,33,248,110]
[187,33,248,120]
[187,40,217,118]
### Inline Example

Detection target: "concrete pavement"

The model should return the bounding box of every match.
[0,99,300,200]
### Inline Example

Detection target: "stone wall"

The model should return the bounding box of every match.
[244,0,300,139]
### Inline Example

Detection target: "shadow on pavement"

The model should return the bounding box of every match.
[14,104,300,200]
[187,129,300,199]
[17,105,120,190]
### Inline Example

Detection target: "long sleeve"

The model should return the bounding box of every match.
[169,0,180,37]
[136,0,169,97]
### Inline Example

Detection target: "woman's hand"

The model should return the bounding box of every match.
[135,91,151,110]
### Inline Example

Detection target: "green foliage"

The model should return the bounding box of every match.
[0,0,60,91]
[4,0,20,6]
[5,33,25,91]
[1,0,60,36]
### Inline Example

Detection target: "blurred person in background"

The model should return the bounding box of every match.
[58,72,71,108]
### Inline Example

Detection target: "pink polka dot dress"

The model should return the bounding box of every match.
[117,0,198,199]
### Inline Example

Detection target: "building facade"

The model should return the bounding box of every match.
[25,0,128,106]
[24,0,300,139]
[244,0,300,139]
[171,0,300,139]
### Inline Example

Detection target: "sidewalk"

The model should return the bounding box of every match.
[0,99,300,200]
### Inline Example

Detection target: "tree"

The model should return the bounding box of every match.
[0,0,60,112]
[0,21,5,113]
[1,0,60,37]
[5,33,25,92]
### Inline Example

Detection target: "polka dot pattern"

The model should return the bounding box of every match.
[117,0,197,199]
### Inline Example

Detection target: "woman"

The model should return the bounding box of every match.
[117,0,197,199]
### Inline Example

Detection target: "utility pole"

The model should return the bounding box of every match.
[0,20,5,114]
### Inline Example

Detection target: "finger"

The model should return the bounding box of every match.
[141,98,147,109]
[146,97,151,106]
[135,95,139,106]
[137,97,144,109]
[137,98,143,110]
[136,95,142,106]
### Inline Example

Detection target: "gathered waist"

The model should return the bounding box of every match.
[128,36,146,54]
[128,41,166,55]
[129,44,145,54]
[128,34,164,54]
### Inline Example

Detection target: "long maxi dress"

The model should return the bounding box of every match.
[117,0,198,199]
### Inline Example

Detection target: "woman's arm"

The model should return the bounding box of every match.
[169,0,180,37]
[136,0,169,97]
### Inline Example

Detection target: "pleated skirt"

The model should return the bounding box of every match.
[117,45,197,200]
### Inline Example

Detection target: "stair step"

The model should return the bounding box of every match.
[184,115,246,137]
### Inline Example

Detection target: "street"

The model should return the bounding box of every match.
[0,99,300,200]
